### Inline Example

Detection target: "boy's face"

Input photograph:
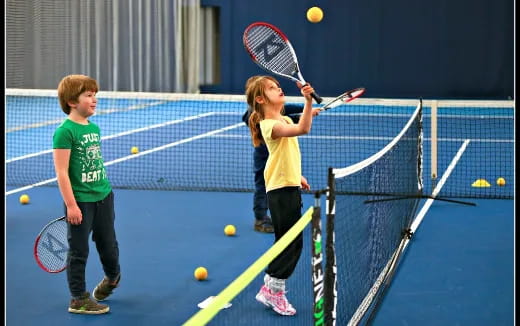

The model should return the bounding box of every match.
[70,90,97,117]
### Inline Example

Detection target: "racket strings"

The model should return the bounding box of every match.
[36,220,68,271]
[245,26,297,77]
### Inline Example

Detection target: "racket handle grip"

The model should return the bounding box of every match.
[311,91,323,104]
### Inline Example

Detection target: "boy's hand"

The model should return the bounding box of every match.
[67,205,83,225]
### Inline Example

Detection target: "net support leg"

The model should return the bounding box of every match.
[312,191,326,326]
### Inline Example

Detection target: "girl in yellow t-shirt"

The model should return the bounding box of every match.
[246,75,315,316]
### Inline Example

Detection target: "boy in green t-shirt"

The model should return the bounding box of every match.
[53,74,120,314]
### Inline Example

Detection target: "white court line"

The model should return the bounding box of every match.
[6,112,216,163]
[347,139,470,325]
[407,139,471,240]
[5,122,244,196]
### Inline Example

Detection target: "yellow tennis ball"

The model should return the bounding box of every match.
[224,224,236,236]
[19,194,30,205]
[131,146,139,154]
[194,267,208,281]
[307,6,323,23]
[496,177,506,186]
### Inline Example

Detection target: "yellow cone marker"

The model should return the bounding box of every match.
[472,179,490,187]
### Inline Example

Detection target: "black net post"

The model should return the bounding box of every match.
[311,191,325,325]
[324,168,337,326]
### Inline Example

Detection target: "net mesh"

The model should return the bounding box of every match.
[328,103,423,325]
[6,89,513,200]
[428,101,514,199]
[5,90,418,193]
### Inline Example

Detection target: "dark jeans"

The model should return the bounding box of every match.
[65,191,120,298]
[265,187,303,279]
[253,144,270,220]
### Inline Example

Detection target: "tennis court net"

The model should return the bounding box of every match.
[325,101,424,325]
[5,89,513,199]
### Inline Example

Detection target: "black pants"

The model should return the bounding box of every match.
[65,191,120,298]
[253,144,269,220]
[265,187,303,279]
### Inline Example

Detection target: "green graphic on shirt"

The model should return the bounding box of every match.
[77,133,106,183]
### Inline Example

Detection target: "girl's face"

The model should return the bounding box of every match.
[262,79,285,106]
[71,90,97,118]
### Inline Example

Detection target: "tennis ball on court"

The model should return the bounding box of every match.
[194,267,208,281]
[131,146,139,154]
[224,224,236,236]
[19,194,30,205]
[307,7,323,23]
[496,177,506,186]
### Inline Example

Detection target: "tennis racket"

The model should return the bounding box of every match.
[320,87,365,111]
[243,22,323,104]
[34,216,68,273]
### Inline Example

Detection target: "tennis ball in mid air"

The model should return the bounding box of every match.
[194,267,208,281]
[496,177,506,186]
[307,7,323,23]
[19,194,30,205]
[131,146,139,154]
[224,225,236,236]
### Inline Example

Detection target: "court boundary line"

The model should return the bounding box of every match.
[407,139,471,237]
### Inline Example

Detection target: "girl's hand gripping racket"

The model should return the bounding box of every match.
[320,87,365,111]
[34,216,68,273]
[243,22,323,104]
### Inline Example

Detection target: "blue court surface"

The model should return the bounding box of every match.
[5,96,514,325]
[5,188,514,325]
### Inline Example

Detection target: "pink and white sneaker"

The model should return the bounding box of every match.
[255,285,296,316]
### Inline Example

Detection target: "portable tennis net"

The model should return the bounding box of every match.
[323,100,423,325]
[181,100,424,326]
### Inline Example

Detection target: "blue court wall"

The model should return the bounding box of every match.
[201,0,514,100]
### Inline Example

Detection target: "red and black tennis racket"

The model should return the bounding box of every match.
[34,216,68,273]
[320,87,366,111]
[243,22,323,104]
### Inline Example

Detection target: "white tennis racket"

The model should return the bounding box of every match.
[320,87,365,111]
[34,216,68,273]
[243,22,323,104]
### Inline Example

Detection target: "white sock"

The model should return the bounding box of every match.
[265,274,285,293]
[264,274,270,286]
